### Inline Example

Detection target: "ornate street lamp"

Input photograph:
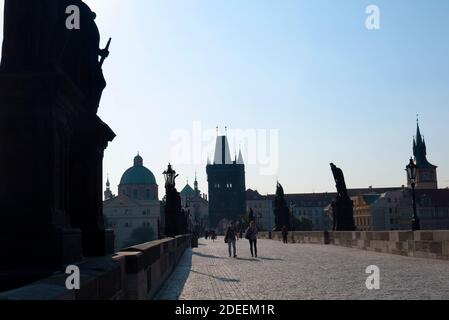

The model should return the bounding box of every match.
[163,163,178,188]
[406,158,420,231]
[163,163,180,237]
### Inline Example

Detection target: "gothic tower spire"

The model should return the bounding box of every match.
[104,175,113,200]
[408,119,437,189]
[194,171,199,196]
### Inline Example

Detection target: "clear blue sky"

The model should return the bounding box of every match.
[2,0,449,195]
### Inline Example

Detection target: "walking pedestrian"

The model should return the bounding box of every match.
[224,222,238,258]
[245,221,258,257]
[282,225,288,244]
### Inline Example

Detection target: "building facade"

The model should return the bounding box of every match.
[352,194,381,231]
[370,189,405,231]
[353,188,449,231]
[246,189,274,231]
[285,193,335,231]
[180,175,209,232]
[207,135,246,227]
[103,154,162,250]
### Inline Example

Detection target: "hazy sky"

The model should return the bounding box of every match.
[1,1,449,196]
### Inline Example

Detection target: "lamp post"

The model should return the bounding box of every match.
[163,163,177,188]
[406,158,420,231]
[163,163,179,237]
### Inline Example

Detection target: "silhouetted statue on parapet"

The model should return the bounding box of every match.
[330,163,355,231]
[273,182,290,231]
[0,0,115,290]
[1,0,110,113]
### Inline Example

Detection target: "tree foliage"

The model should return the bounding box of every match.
[124,225,155,248]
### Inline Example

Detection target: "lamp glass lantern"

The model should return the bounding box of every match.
[406,158,417,184]
[163,163,177,187]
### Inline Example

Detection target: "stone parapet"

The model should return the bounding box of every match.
[259,231,449,260]
[0,235,191,300]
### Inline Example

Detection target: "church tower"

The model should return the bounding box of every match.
[194,172,200,197]
[408,120,438,189]
[207,134,246,227]
[104,176,114,200]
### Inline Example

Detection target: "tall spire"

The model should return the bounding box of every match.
[412,118,436,169]
[104,175,113,200]
[213,135,232,165]
[237,148,244,165]
[416,117,423,146]
[194,171,199,195]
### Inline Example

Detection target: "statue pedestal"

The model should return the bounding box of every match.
[68,113,115,257]
[332,198,355,231]
[0,228,82,292]
[0,73,83,290]
[0,72,115,291]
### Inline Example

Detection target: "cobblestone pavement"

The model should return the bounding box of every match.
[155,238,449,300]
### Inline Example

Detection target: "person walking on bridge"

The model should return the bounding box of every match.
[282,225,288,244]
[225,222,238,258]
[245,221,258,257]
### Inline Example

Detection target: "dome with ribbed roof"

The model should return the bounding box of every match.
[120,154,157,185]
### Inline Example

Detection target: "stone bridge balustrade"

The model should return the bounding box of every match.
[0,235,191,300]
[259,230,449,260]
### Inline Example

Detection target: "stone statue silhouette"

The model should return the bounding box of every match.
[0,0,116,284]
[330,163,350,200]
[1,0,110,112]
[273,182,290,231]
[329,163,355,231]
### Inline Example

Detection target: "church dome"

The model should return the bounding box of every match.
[120,154,157,185]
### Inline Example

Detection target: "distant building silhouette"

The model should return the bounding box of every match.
[180,175,209,231]
[207,134,246,227]
[103,154,162,249]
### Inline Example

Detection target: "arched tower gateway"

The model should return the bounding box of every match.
[408,121,438,189]
[119,154,159,200]
[207,134,246,228]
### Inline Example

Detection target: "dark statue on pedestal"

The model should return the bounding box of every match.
[0,0,115,291]
[273,182,291,231]
[330,163,355,231]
